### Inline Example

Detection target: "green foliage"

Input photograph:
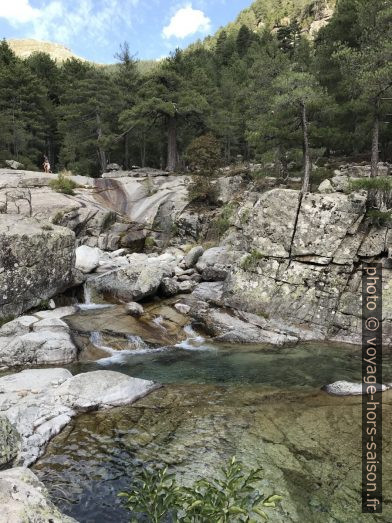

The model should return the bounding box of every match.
[241,250,264,270]
[185,133,222,173]
[349,177,392,192]
[49,173,78,195]
[188,175,218,205]
[118,457,283,522]
[366,210,392,228]
[0,0,389,178]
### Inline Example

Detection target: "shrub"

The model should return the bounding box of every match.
[49,173,78,195]
[118,457,283,522]
[185,133,222,173]
[188,175,218,205]
[366,210,392,228]
[349,177,392,212]
[241,250,263,271]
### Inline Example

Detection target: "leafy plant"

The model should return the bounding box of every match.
[119,466,182,523]
[118,458,283,522]
[49,173,78,195]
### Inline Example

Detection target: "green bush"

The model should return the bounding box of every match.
[118,457,283,522]
[241,250,263,271]
[49,173,78,195]
[188,175,218,205]
[185,133,222,173]
[366,210,392,227]
[349,177,392,192]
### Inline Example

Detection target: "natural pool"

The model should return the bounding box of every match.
[32,308,392,523]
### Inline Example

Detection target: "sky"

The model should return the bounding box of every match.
[0,0,252,63]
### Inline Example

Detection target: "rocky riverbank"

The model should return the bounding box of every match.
[0,162,391,519]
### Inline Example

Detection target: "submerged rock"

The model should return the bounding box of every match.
[322,381,388,396]
[0,368,159,465]
[0,467,76,522]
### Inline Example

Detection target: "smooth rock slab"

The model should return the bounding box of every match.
[0,368,159,465]
[0,467,76,522]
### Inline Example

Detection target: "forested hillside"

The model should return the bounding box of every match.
[0,0,390,177]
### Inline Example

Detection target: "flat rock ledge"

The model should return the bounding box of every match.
[0,467,76,522]
[322,380,389,396]
[0,368,160,466]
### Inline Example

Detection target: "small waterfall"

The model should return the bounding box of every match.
[175,324,212,351]
[79,282,112,310]
[127,334,149,351]
[89,331,116,354]
[84,282,92,305]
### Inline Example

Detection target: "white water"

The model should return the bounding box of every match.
[175,325,215,352]
[79,283,113,311]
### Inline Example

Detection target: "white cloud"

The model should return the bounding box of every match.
[0,0,140,49]
[162,4,211,39]
[0,0,41,24]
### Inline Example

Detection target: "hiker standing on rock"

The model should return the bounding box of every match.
[43,155,52,173]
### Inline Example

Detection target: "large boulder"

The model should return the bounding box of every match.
[90,259,173,302]
[0,313,78,366]
[75,245,101,273]
[0,368,159,465]
[5,160,24,170]
[0,468,76,522]
[0,215,75,320]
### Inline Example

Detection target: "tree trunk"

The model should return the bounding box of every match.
[301,101,311,194]
[166,117,177,172]
[124,133,129,170]
[96,112,107,173]
[371,106,380,178]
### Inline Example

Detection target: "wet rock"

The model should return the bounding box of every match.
[0,468,76,522]
[54,370,160,410]
[192,306,298,345]
[184,246,204,269]
[125,302,144,317]
[322,381,388,396]
[0,368,159,465]
[75,245,101,273]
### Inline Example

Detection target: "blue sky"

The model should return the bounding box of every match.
[0,0,252,63]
